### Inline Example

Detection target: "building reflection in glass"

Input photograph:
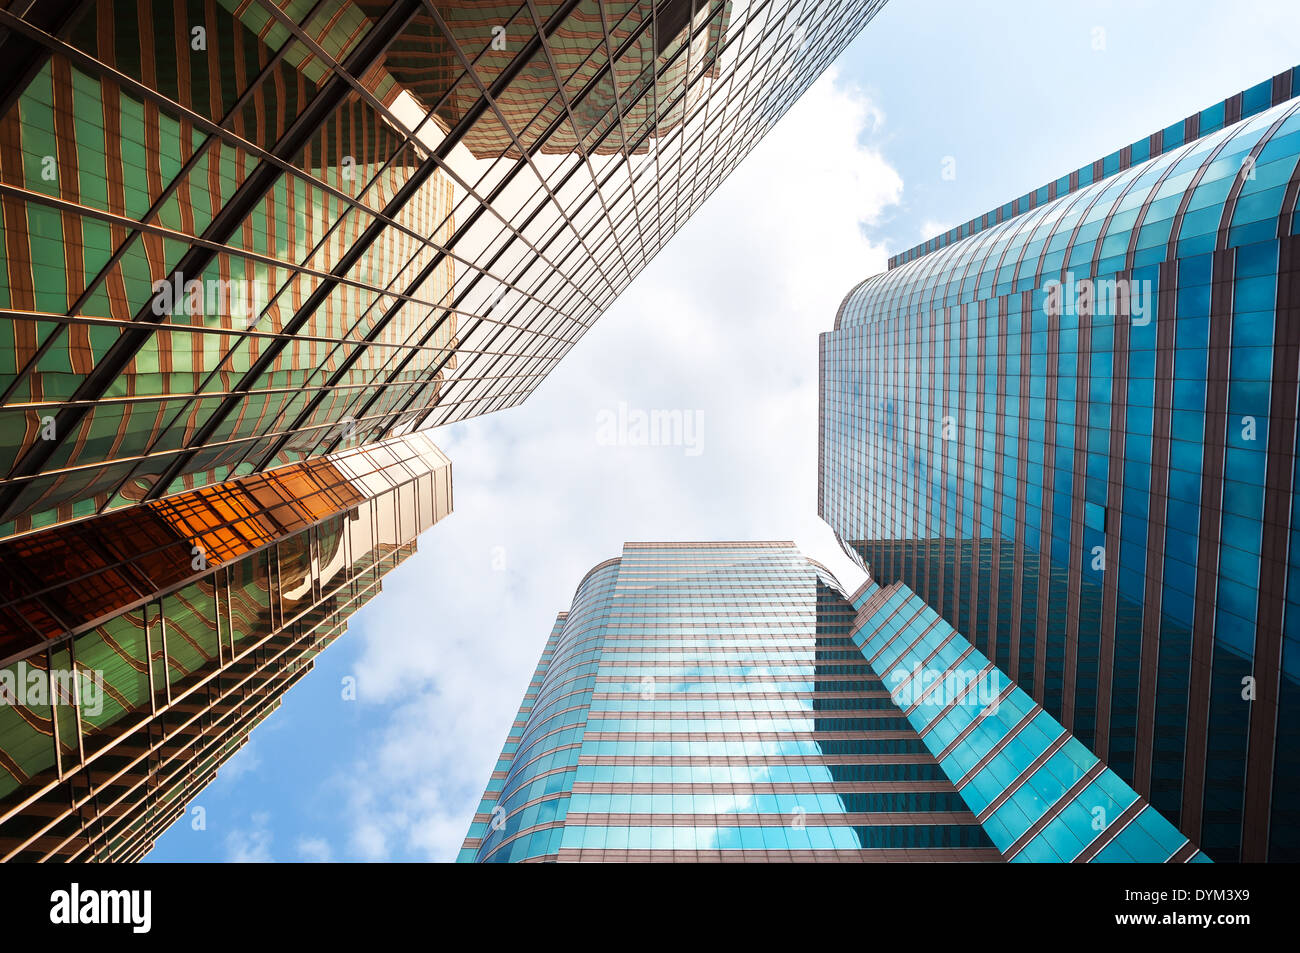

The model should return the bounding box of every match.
[0,432,451,861]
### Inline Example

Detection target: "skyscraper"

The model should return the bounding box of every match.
[0,0,886,859]
[0,430,451,860]
[0,0,886,541]
[820,68,1300,861]
[459,542,1200,861]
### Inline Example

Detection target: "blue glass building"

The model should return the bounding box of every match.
[460,542,1200,861]
[820,68,1300,861]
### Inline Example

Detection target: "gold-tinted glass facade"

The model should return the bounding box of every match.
[0,431,451,861]
[0,0,890,862]
[0,0,886,541]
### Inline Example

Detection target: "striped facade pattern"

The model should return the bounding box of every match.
[0,429,451,657]
[888,67,1300,270]
[0,0,886,544]
[820,76,1300,860]
[459,610,570,862]
[460,542,1003,863]
[847,578,1209,862]
[0,0,458,540]
[0,430,452,860]
[360,0,726,158]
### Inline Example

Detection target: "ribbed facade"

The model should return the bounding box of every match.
[462,542,1204,862]
[460,542,1003,862]
[887,68,1300,269]
[0,0,887,542]
[847,579,1208,862]
[0,430,452,860]
[0,0,894,862]
[820,69,1300,861]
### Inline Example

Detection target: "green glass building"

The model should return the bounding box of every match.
[0,0,889,860]
[0,430,451,860]
[0,0,886,541]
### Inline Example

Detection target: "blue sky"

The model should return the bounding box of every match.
[147,0,1300,862]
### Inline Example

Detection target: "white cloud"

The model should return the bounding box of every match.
[224,812,273,862]
[350,820,388,862]
[919,219,954,240]
[330,67,902,861]
[215,741,261,785]
[296,837,332,863]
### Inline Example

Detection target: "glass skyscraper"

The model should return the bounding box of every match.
[0,430,451,860]
[0,0,887,860]
[0,0,886,540]
[460,542,1201,861]
[820,67,1300,861]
